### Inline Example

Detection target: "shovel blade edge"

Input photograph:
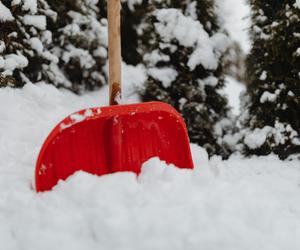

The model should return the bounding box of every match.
[35,102,194,192]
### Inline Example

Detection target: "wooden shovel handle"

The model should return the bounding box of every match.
[108,0,121,105]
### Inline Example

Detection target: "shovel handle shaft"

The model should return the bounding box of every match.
[108,0,121,105]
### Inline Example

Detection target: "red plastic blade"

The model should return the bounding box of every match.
[35,102,193,192]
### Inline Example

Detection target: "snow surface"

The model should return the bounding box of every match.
[1,82,300,250]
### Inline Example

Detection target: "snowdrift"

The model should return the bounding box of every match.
[0,82,300,250]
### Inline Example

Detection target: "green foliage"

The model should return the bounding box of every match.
[0,0,56,87]
[1,0,234,157]
[223,41,246,82]
[47,0,107,93]
[0,0,107,93]
[242,0,300,158]
[136,0,232,156]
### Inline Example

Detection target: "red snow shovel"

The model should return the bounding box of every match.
[35,0,194,192]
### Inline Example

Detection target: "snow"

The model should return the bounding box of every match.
[11,0,22,6]
[244,126,273,149]
[259,70,268,81]
[260,91,277,103]
[185,1,198,20]
[0,52,29,75]
[1,82,300,250]
[97,62,146,105]
[23,15,47,30]
[243,120,300,150]
[202,76,218,87]
[0,1,14,22]
[295,0,300,9]
[216,0,251,53]
[0,40,5,53]
[143,49,170,66]
[62,45,96,69]
[1,2,300,248]
[120,63,147,103]
[93,47,107,58]
[29,37,44,54]
[154,9,229,71]
[148,67,178,88]
[70,109,93,123]
[223,76,246,115]
[61,109,100,130]
[65,10,108,48]
[22,0,38,14]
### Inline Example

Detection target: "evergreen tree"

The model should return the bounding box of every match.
[138,0,232,156]
[223,41,246,82]
[120,0,221,65]
[96,0,147,66]
[0,0,57,87]
[240,0,300,158]
[47,0,108,93]
[0,0,107,93]
[120,1,144,65]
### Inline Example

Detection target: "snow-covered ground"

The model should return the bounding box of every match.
[1,2,299,249]
[1,82,300,250]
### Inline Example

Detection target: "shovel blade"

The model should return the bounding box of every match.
[35,102,194,192]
